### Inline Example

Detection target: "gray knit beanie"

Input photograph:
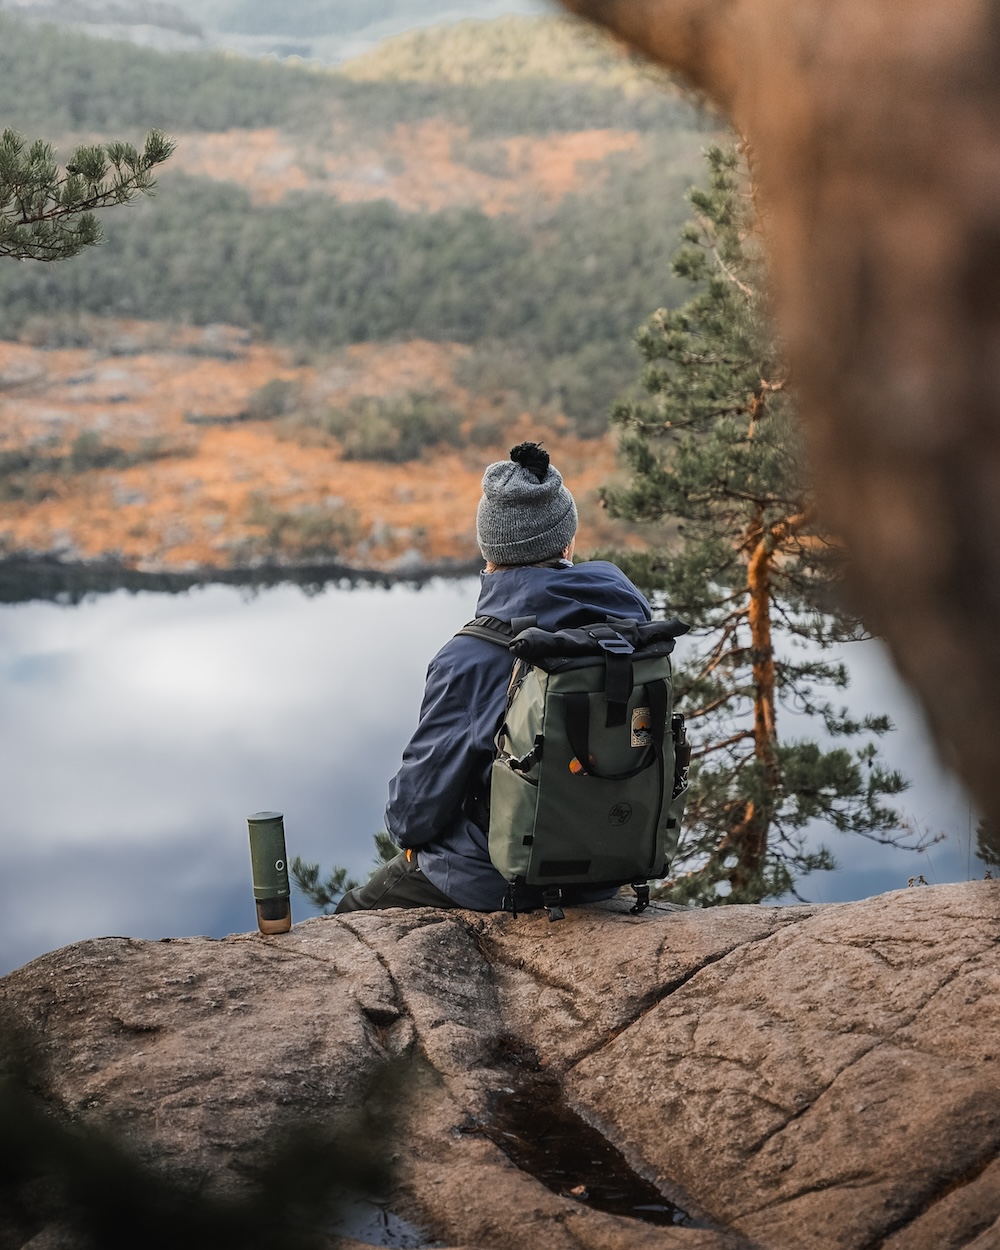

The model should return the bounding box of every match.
[476,442,578,565]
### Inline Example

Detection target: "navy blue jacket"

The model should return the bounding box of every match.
[385,560,652,909]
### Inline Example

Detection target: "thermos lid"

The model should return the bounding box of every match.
[248,811,283,823]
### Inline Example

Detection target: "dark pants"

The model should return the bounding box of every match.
[334,851,457,914]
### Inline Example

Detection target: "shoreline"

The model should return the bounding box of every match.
[0,553,486,604]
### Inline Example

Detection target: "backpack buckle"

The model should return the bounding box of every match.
[596,630,634,655]
[630,883,650,914]
[509,733,544,774]
[542,888,565,922]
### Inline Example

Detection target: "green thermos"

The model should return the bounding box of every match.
[247,811,292,935]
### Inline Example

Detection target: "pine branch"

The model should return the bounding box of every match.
[290,857,360,913]
[768,504,815,547]
[711,241,756,297]
[690,730,755,757]
[0,129,175,262]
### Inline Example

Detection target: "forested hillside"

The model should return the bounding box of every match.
[342,13,674,90]
[0,13,714,572]
[0,15,692,138]
[0,0,549,62]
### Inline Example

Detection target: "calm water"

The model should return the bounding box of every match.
[0,577,977,976]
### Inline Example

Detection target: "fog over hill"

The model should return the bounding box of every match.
[0,0,552,59]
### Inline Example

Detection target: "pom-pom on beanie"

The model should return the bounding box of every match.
[476,442,578,566]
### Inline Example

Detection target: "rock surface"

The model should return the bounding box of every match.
[2,882,999,1249]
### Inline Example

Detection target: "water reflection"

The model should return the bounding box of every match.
[0,578,481,974]
[0,577,978,975]
[772,638,974,904]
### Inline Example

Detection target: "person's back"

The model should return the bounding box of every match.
[335,443,651,914]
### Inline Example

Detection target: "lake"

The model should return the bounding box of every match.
[0,574,978,976]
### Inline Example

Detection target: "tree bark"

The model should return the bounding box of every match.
[738,514,779,888]
[560,0,1000,829]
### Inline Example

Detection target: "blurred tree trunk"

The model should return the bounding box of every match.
[560,0,1000,832]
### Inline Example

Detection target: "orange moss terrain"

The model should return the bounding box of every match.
[0,324,637,573]
[1,121,659,577]
[165,122,642,213]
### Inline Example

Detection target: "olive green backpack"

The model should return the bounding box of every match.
[458,615,691,920]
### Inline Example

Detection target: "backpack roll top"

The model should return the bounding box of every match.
[471,615,691,906]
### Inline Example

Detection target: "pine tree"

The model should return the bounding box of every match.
[292,831,401,913]
[0,128,174,262]
[602,144,926,905]
[976,818,1000,873]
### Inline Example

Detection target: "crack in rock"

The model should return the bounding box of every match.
[1,883,996,1250]
[868,1153,1000,1250]
[555,885,1000,1250]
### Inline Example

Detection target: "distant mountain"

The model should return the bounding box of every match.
[0,0,204,50]
[0,0,552,60]
[342,13,674,93]
[202,0,552,63]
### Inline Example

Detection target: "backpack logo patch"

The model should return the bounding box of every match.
[631,706,652,747]
[608,802,633,825]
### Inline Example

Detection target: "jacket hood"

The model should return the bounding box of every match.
[475,560,651,631]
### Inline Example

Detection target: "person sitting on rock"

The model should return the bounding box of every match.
[335,441,653,914]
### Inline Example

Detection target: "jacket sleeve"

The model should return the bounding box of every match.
[384,646,491,849]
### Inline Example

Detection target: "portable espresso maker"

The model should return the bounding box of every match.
[247,810,292,934]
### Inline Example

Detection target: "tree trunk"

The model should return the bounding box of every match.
[738,516,780,892]
[558,0,1000,832]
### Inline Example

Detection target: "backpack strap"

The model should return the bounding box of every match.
[456,615,514,647]
[457,614,536,837]
[564,678,668,781]
[456,615,537,647]
[520,620,636,727]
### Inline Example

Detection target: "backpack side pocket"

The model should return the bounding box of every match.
[488,758,540,882]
